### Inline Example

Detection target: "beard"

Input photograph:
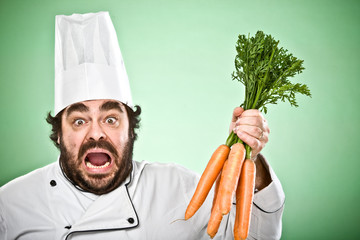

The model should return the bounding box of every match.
[59,136,134,195]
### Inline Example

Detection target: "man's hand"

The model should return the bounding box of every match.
[230,107,270,160]
[230,107,272,191]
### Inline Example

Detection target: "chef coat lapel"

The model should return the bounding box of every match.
[66,174,139,236]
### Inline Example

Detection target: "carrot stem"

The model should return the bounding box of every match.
[225,131,244,147]
[245,144,252,159]
[226,132,250,159]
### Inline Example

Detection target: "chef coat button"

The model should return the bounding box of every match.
[127,217,135,224]
[50,180,57,187]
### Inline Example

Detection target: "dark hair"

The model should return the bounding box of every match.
[46,104,142,149]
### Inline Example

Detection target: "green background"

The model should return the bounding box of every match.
[0,0,359,239]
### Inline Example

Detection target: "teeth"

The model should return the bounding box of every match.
[86,161,110,169]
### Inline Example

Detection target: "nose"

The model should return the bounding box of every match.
[86,121,106,141]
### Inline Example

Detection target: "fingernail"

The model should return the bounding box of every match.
[233,126,238,133]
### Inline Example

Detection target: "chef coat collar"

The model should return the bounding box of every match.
[64,164,138,238]
[54,159,139,237]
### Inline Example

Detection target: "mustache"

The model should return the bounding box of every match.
[78,140,119,159]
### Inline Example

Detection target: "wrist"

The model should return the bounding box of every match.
[254,154,272,191]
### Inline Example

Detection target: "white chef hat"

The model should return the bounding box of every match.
[54,11,133,115]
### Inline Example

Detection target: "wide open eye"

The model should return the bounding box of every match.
[105,117,117,125]
[74,119,86,126]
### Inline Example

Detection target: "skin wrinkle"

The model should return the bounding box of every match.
[59,136,133,195]
[46,102,141,150]
[66,103,90,116]
[100,100,124,113]
[59,100,135,195]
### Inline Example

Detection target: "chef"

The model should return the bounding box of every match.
[0,11,285,240]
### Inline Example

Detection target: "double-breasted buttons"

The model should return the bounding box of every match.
[50,180,57,187]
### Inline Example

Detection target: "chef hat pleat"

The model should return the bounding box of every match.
[54,11,133,115]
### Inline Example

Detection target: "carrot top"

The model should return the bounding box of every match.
[226,31,311,158]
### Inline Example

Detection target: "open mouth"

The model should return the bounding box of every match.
[85,152,112,169]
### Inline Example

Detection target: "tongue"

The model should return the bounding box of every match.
[86,153,109,166]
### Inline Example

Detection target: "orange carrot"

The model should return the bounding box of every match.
[218,142,246,215]
[211,162,225,212]
[234,159,256,240]
[208,160,229,237]
[207,193,223,238]
[211,160,229,211]
[185,144,230,220]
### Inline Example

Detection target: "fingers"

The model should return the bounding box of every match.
[235,125,268,143]
[235,131,263,157]
[229,107,244,134]
[235,111,270,135]
[231,107,244,123]
[232,109,270,159]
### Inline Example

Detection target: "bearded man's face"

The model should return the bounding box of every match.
[59,99,133,195]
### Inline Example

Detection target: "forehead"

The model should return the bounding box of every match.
[64,99,125,117]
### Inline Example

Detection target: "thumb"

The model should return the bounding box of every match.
[231,107,244,123]
[229,107,244,134]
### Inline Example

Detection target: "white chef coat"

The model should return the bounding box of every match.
[0,157,284,240]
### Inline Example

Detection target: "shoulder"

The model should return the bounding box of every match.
[0,162,57,205]
[140,161,197,175]
[132,161,200,201]
[135,161,199,184]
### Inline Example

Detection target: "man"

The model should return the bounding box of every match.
[0,12,284,239]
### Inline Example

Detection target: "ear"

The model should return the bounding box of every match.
[57,136,60,145]
[128,127,134,140]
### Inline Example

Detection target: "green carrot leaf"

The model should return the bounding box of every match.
[226,30,311,152]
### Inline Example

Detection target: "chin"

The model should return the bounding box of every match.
[78,170,119,194]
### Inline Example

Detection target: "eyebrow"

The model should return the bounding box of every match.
[100,101,123,113]
[66,103,89,116]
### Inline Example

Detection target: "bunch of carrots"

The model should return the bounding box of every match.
[185,139,254,239]
[185,31,311,239]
